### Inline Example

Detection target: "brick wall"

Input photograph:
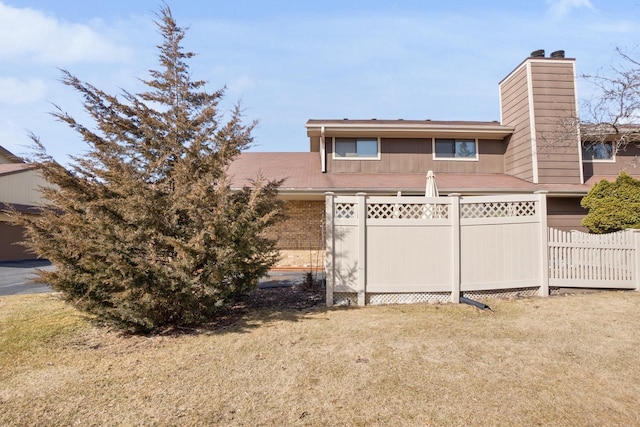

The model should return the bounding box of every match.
[266,200,325,268]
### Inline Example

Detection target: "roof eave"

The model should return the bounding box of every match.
[305,123,514,139]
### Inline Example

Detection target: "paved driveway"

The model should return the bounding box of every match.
[0,260,55,296]
[0,260,324,296]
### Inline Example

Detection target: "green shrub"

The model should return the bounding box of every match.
[581,172,640,233]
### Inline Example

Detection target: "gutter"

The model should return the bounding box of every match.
[320,126,326,173]
[305,122,514,139]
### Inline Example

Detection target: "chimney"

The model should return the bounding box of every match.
[499,49,580,184]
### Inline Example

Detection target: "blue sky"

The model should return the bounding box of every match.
[1,0,639,162]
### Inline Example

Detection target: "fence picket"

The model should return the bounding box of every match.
[547,228,636,288]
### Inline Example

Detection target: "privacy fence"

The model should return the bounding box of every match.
[324,192,640,306]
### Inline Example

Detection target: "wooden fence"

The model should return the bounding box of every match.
[325,192,640,306]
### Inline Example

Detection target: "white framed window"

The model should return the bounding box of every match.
[333,137,380,160]
[582,142,615,162]
[433,138,478,161]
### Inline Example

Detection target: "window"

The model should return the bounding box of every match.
[334,138,379,159]
[434,139,478,160]
[582,142,614,161]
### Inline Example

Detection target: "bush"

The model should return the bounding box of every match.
[581,172,640,233]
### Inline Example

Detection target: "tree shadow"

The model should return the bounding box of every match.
[172,281,336,336]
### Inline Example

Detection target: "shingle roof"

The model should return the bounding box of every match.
[228,152,567,195]
[0,163,34,176]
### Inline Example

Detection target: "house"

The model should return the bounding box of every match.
[228,50,640,269]
[4,50,638,267]
[0,146,48,260]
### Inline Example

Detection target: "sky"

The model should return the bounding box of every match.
[1,0,639,163]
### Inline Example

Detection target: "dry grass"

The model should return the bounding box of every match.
[1,290,640,426]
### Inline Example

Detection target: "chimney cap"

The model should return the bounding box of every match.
[530,49,545,58]
[550,50,565,58]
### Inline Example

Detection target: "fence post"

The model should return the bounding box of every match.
[356,192,367,305]
[635,230,640,292]
[450,194,461,303]
[325,192,335,307]
[535,190,549,297]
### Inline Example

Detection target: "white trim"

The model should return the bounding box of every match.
[526,61,539,183]
[320,126,326,173]
[432,137,479,161]
[332,137,381,161]
[498,83,504,125]
[581,142,616,163]
[572,62,585,184]
[582,158,616,163]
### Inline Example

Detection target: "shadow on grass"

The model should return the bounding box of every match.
[122,281,342,337]
[198,284,330,335]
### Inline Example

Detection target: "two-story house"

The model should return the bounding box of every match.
[3,50,638,267]
[229,50,640,268]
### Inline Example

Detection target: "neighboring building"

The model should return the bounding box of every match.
[0,146,48,261]
[229,50,640,268]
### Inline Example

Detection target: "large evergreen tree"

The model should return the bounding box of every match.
[13,7,284,333]
[581,172,640,233]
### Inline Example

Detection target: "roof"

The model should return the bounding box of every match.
[228,152,569,195]
[0,145,23,163]
[0,163,35,177]
[305,119,514,140]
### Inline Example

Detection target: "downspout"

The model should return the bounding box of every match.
[320,126,326,173]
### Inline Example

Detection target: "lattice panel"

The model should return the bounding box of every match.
[367,203,449,220]
[333,288,548,306]
[367,292,451,305]
[462,287,539,300]
[461,201,536,219]
[335,203,356,219]
[333,293,358,306]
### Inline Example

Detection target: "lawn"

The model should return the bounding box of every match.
[1,289,639,426]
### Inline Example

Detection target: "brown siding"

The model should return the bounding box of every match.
[583,145,640,181]
[326,137,505,174]
[500,59,581,184]
[0,223,35,261]
[547,197,587,231]
[531,61,582,184]
[310,136,320,152]
[501,66,534,181]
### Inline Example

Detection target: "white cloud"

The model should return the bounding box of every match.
[0,2,132,64]
[0,77,46,104]
[547,0,595,20]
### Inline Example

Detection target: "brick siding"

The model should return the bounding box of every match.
[266,200,325,268]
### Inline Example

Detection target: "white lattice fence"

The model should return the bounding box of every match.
[325,193,552,307]
[461,200,536,218]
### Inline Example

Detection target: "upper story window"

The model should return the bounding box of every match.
[433,138,478,161]
[582,142,614,162]
[334,138,380,160]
